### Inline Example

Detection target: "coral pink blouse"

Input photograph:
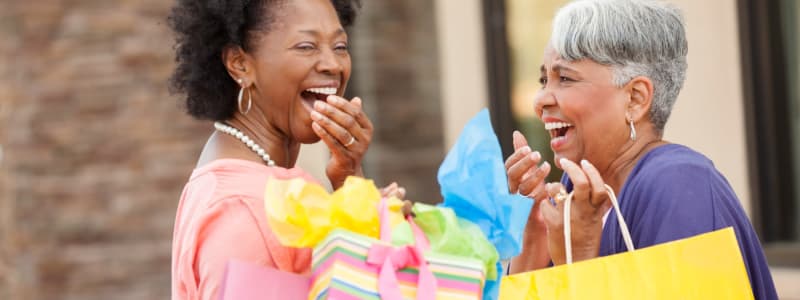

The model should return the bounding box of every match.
[171,159,314,300]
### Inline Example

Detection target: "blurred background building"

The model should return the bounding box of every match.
[0,0,797,299]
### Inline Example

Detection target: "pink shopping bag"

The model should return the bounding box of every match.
[218,259,310,300]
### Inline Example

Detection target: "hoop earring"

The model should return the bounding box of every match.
[237,79,252,115]
[628,118,637,141]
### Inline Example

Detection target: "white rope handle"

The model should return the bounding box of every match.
[564,184,634,264]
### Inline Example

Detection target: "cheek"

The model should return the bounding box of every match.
[341,56,352,85]
[573,104,612,137]
[572,95,625,151]
[342,55,352,73]
[532,90,547,118]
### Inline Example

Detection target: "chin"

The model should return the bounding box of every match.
[289,121,322,144]
[553,152,577,169]
[296,133,322,144]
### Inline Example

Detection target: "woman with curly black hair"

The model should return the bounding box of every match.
[167,0,398,298]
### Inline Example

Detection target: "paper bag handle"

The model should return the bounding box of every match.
[564,184,634,264]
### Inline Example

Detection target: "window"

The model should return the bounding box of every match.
[486,0,800,266]
[484,0,568,182]
[738,0,800,266]
[785,0,800,245]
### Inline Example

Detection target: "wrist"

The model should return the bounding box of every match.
[571,244,600,263]
[326,164,363,189]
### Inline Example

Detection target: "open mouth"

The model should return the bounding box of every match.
[545,122,574,139]
[301,87,337,102]
[300,87,338,110]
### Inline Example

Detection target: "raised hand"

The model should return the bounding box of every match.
[506,131,552,273]
[505,131,551,200]
[310,95,374,189]
[540,158,611,265]
[380,182,407,200]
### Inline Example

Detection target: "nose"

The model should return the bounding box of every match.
[533,86,557,118]
[316,48,345,75]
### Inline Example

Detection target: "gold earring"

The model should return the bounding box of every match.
[237,79,252,115]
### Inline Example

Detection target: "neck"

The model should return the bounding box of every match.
[598,127,665,194]
[223,110,300,168]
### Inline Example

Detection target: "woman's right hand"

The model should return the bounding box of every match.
[505,131,551,200]
[506,130,552,273]
[310,95,374,189]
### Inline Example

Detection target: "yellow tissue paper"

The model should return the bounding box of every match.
[265,176,404,248]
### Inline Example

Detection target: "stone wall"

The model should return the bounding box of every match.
[351,0,444,204]
[0,0,443,299]
[0,1,208,299]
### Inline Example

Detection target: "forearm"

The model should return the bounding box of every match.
[509,225,550,274]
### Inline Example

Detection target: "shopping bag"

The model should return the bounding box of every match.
[218,259,310,300]
[309,199,486,299]
[499,185,755,299]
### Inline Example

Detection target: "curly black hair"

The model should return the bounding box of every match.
[168,0,362,121]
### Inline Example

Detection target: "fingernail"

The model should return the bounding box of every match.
[581,159,591,168]
[521,146,531,154]
[327,95,340,104]
[311,111,322,120]
[559,158,569,166]
[314,101,325,110]
[542,161,550,169]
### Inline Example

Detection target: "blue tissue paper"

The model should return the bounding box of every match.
[437,109,534,300]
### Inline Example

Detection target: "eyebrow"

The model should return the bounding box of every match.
[551,63,578,74]
[298,28,346,37]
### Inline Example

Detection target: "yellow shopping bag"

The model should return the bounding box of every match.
[499,185,754,300]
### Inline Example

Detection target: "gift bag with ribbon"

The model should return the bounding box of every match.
[309,198,486,299]
[499,185,755,299]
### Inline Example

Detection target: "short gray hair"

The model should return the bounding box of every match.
[550,0,688,132]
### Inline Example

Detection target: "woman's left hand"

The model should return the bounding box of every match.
[540,159,612,265]
[310,95,373,189]
[380,182,407,200]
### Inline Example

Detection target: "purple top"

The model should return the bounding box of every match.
[563,144,777,299]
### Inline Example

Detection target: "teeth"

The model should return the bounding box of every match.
[305,87,337,95]
[544,122,573,130]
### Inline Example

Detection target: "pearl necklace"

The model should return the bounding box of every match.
[214,122,276,166]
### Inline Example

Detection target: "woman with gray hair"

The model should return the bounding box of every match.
[504,0,777,298]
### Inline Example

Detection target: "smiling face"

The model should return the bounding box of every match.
[534,46,632,170]
[248,0,351,143]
